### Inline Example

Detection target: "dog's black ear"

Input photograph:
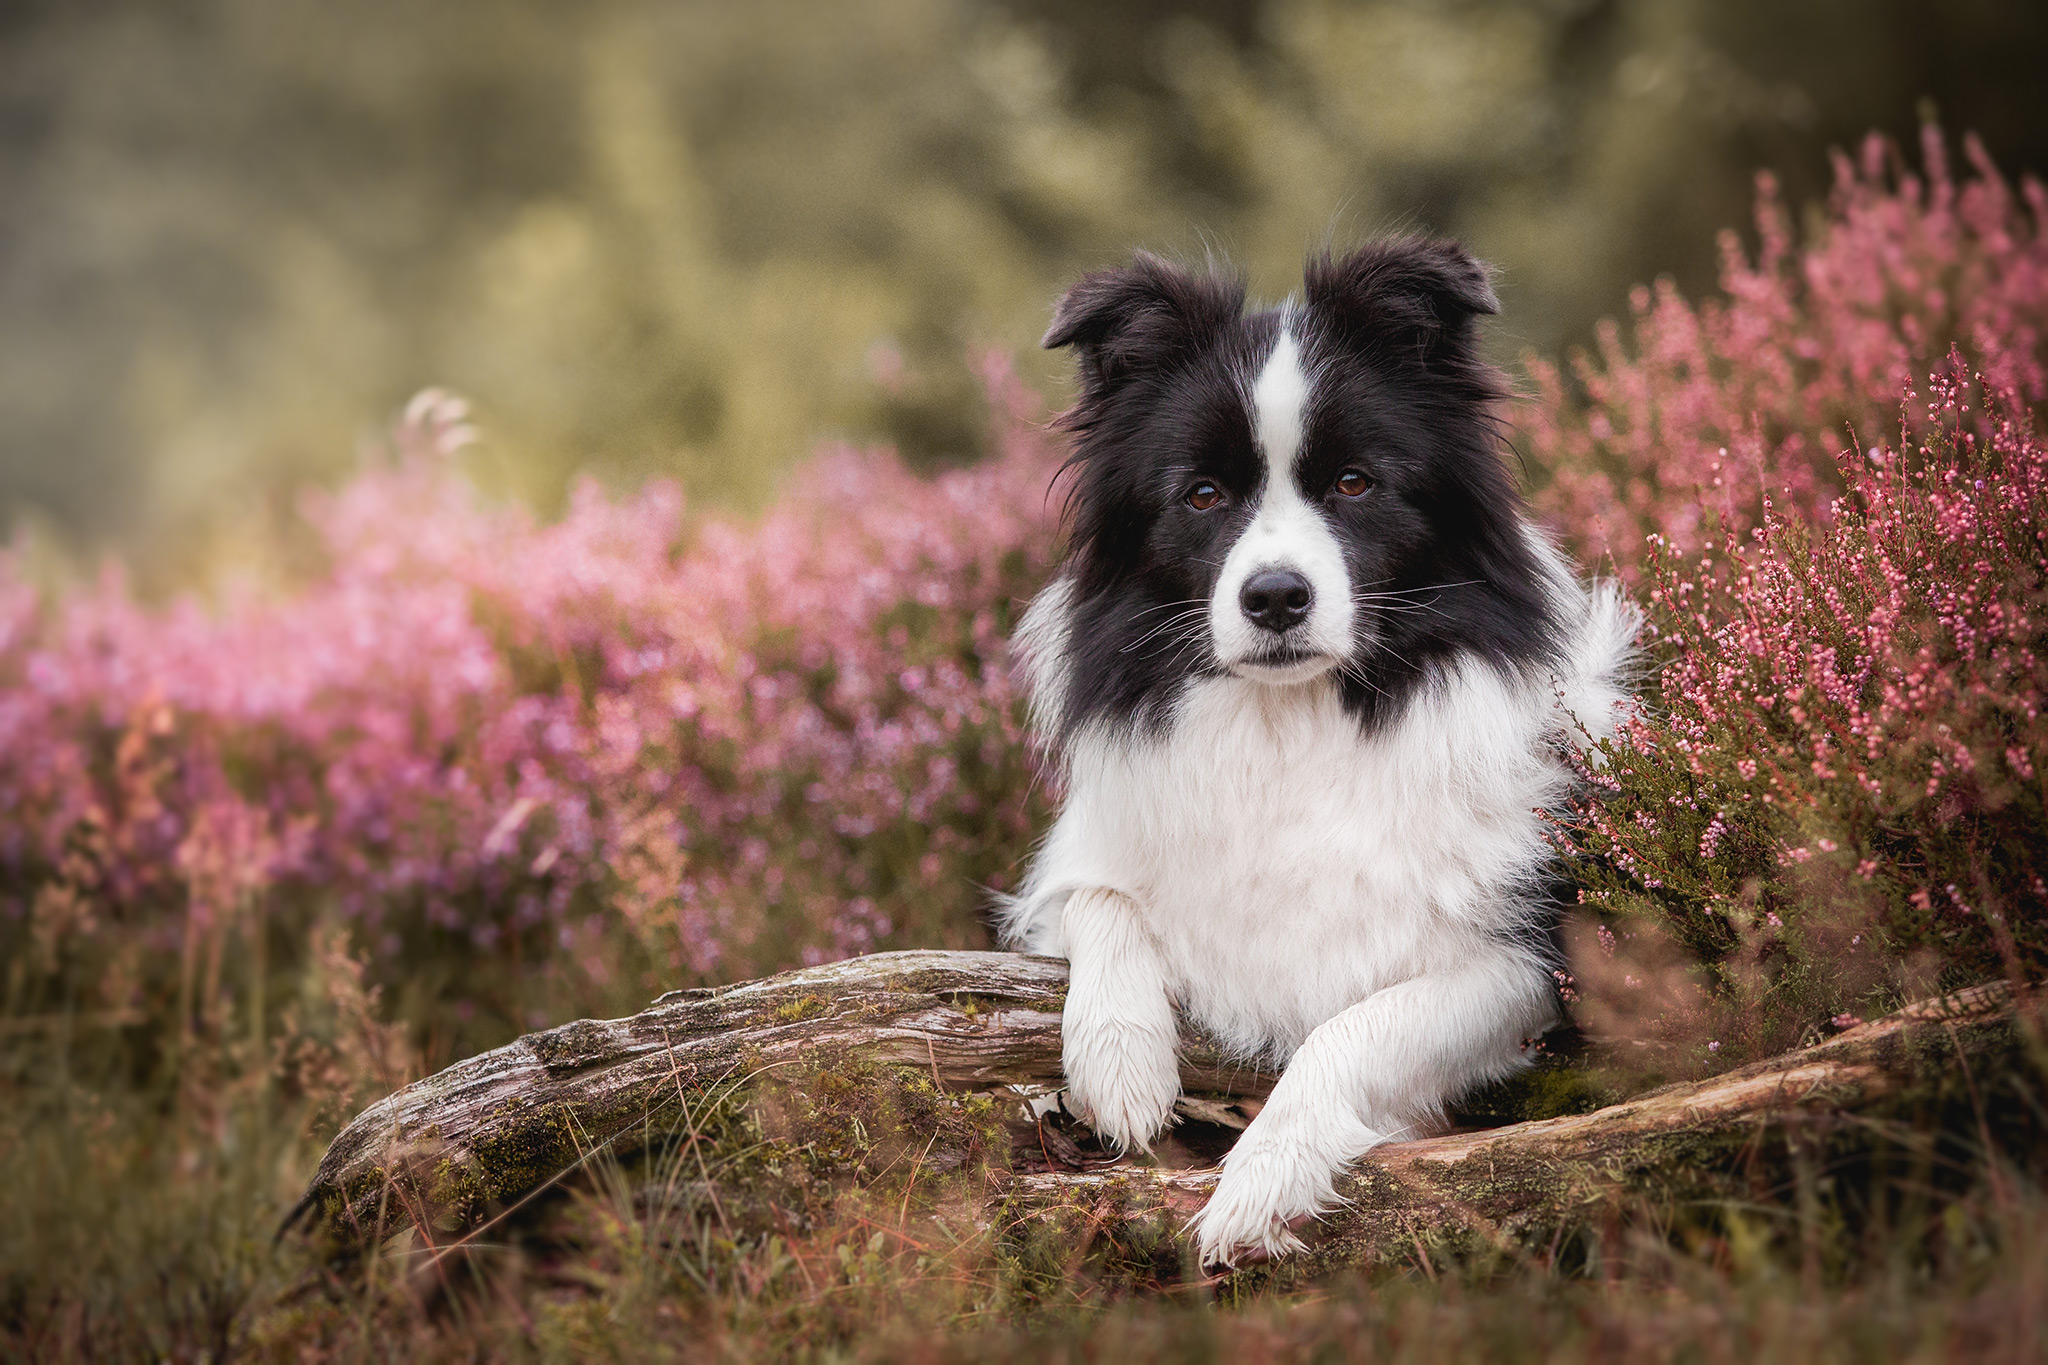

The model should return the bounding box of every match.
[1043,252,1244,395]
[1303,238,1497,372]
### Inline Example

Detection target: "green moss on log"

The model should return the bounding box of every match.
[773,994,829,1023]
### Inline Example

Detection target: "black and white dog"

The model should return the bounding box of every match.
[1001,240,1636,1266]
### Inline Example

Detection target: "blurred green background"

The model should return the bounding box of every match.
[2,0,2042,583]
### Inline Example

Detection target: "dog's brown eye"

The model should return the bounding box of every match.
[1333,469,1372,498]
[1186,480,1223,511]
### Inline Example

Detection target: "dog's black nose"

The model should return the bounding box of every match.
[1239,568,1314,632]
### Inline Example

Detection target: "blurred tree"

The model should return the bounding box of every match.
[0,0,2040,581]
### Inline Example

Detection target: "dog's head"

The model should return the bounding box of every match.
[1035,239,1560,739]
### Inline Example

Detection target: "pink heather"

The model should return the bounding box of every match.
[1542,129,2046,1057]
[0,354,1063,980]
[1528,126,2047,577]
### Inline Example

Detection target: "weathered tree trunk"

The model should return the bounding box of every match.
[288,950,1275,1243]
[290,950,2028,1282]
[1015,980,2031,1286]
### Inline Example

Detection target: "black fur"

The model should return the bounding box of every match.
[1042,238,1560,739]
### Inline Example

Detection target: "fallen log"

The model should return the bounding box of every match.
[287,950,1276,1242]
[1014,979,2032,1287]
[290,951,2031,1284]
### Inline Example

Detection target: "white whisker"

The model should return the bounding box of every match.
[1120,607,1211,655]
[1129,597,1211,620]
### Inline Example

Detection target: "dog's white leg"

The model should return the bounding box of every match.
[1191,953,1553,1266]
[1058,886,1181,1153]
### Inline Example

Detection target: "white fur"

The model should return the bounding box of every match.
[1057,886,1183,1153]
[1005,525,1638,1265]
[1209,330,1355,679]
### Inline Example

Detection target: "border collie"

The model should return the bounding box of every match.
[1001,240,1637,1266]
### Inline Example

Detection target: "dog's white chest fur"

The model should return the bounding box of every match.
[1012,651,1582,1064]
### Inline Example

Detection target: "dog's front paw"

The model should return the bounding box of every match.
[1189,1134,1339,1268]
[1061,1012,1180,1154]
[1190,1166,1310,1267]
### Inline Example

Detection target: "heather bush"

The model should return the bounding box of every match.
[0,358,1060,1055]
[1557,364,2047,1069]
[1527,126,2048,576]
[1533,131,2048,1070]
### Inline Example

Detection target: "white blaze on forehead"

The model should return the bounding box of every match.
[1251,330,1310,472]
[1206,325,1356,679]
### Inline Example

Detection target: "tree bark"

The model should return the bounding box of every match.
[290,950,2029,1281]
